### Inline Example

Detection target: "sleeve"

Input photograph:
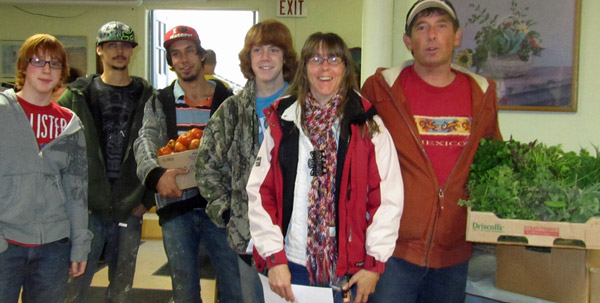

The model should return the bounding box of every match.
[57,88,74,109]
[133,94,167,191]
[246,126,288,270]
[63,118,93,262]
[363,115,404,273]
[485,79,503,141]
[195,101,234,227]
[360,74,377,105]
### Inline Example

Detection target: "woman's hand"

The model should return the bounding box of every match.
[268,264,295,302]
[344,269,380,303]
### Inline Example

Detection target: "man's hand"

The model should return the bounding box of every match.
[156,168,187,198]
[69,261,87,277]
[344,269,380,303]
[131,203,147,217]
[268,264,295,302]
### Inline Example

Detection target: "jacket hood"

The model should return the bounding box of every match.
[378,60,490,94]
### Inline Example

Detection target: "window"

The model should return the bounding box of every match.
[149,9,257,91]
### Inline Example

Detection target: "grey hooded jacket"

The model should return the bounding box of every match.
[0,89,92,262]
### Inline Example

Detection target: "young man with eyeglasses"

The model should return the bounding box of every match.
[361,0,502,302]
[133,25,242,302]
[0,33,92,303]
[58,21,155,303]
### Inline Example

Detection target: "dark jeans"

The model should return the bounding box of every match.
[238,256,265,303]
[369,257,469,303]
[161,208,242,303]
[0,238,70,303]
[65,213,143,303]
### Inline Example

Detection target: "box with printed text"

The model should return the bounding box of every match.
[157,149,198,190]
[466,208,600,249]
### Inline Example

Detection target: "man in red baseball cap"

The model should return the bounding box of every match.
[133,25,241,302]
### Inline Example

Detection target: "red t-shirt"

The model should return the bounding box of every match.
[398,66,472,186]
[18,96,73,149]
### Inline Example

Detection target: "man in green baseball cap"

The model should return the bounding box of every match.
[59,20,154,303]
[96,20,138,47]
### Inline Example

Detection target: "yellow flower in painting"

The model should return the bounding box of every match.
[454,49,473,68]
[516,22,529,33]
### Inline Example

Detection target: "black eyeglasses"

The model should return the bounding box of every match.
[308,56,343,66]
[28,58,63,70]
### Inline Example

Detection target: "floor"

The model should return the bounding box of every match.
[88,239,217,303]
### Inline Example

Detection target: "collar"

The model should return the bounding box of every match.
[173,80,185,102]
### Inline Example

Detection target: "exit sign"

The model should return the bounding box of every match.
[278,0,307,17]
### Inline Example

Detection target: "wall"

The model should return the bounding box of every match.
[1,0,597,152]
[386,0,598,152]
[0,0,362,81]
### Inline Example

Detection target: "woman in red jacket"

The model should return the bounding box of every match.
[246,32,404,303]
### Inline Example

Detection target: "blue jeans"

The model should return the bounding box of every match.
[161,208,242,303]
[65,213,143,303]
[0,238,70,303]
[238,256,265,303]
[369,257,468,303]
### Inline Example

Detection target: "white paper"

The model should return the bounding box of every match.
[258,273,334,303]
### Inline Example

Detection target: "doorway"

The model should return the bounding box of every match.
[149,9,257,91]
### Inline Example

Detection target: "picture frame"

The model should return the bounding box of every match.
[0,40,23,80]
[452,0,581,112]
[56,35,87,76]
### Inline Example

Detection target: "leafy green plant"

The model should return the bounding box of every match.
[454,1,544,72]
[459,138,600,223]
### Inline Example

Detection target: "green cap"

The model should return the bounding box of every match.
[96,21,138,47]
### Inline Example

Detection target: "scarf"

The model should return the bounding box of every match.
[304,91,341,286]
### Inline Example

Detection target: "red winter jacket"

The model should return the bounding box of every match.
[361,63,502,268]
[247,90,404,276]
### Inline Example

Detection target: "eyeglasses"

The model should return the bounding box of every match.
[28,58,63,70]
[308,56,343,66]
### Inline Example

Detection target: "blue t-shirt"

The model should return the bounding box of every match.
[256,82,288,145]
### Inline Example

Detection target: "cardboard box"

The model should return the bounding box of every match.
[496,245,600,303]
[157,149,198,190]
[466,208,600,249]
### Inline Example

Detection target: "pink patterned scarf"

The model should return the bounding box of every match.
[304,91,341,286]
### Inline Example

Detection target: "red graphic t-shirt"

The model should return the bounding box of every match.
[398,66,472,186]
[18,96,73,149]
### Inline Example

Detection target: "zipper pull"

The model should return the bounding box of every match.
[439,188,444,199]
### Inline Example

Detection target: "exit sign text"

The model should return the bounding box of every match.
[278,0,306,17]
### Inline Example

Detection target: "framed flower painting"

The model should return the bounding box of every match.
[452,0,581,112]
[0,40,23,80]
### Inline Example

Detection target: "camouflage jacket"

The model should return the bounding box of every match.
[196,80,260,254]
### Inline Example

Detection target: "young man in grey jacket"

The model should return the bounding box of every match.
[0,33,91,303]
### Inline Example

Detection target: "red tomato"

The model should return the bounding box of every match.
[177,133,192,147]
[174,141,188,152]
[189,128,203,139]
[166,139,176,149]
[158,146,172,156]
[189,138,200,150]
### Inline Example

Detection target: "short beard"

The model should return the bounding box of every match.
[181,74,198,82]
[109,65,127,71]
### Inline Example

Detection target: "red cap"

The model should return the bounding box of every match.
[164,25,201,49]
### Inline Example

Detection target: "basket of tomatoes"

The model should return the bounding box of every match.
[158,127,203,156]
[156,128,204,189]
